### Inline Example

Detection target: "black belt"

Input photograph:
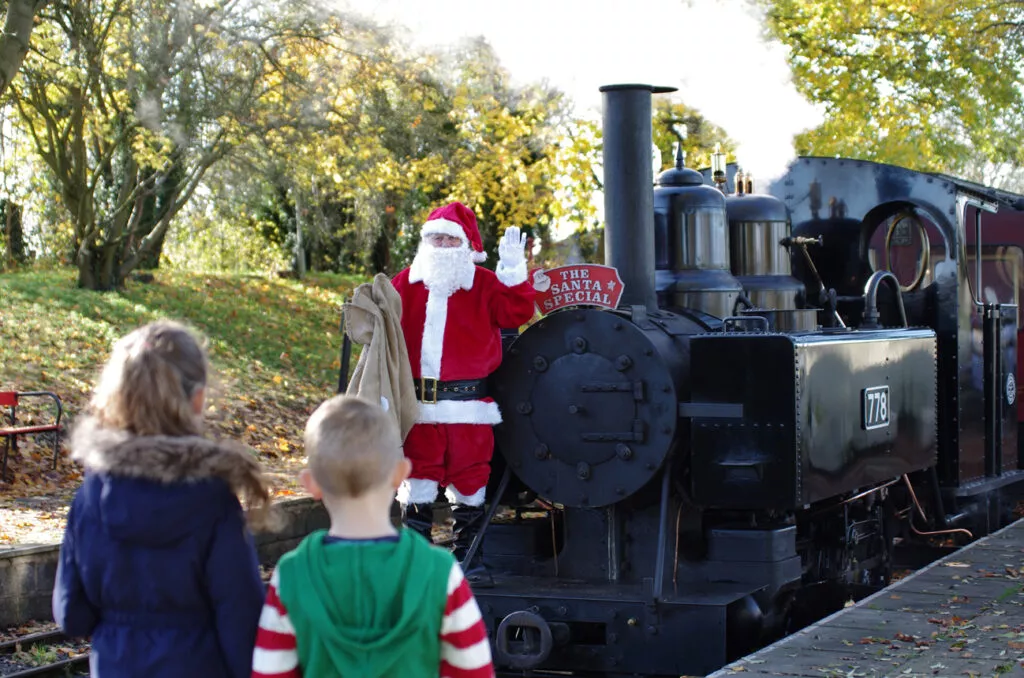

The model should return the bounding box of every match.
[415,378,488,404]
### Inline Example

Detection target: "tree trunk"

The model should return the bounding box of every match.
[133,159,184,270]
[0,0,47,101]
[76,242,122,291]
[2,203,11,270]
[76,243,95,289]
[371,229,390,274]
[1,199,27,267]
[371,202,397,274]
[135,230,167,270]
[294,188,306,278]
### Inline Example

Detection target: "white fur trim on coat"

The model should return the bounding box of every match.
[495,260,527,287]
[398,478,438,505]
[417,399,502,425]
[421,290,448,379]
[446,485,486,507]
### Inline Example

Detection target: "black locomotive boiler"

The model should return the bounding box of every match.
[460,83,1024,678]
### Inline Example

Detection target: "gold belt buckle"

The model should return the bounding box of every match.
[421,377,438,405]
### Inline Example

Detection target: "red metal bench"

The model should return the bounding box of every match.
[0,391,64,481]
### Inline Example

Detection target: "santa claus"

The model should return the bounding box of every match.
[392,201,537,586]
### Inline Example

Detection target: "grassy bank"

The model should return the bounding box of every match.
[0,267,365,545]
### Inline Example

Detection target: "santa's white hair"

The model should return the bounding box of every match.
[408,237,477,297]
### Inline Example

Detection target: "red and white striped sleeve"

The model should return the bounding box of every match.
[251,567,301,678]
[440,562,495,678]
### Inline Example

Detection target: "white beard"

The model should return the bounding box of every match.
[408,241,476,297]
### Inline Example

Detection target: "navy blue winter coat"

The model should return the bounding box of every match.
[53,419,268,678]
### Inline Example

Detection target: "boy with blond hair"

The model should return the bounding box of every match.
[251,395,494,678]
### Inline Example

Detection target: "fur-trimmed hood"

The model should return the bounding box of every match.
[71,416,264,491]
[69,416,274,540]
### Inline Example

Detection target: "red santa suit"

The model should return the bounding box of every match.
[392,202,536,507]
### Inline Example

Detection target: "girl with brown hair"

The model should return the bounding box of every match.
[52,320,273,678]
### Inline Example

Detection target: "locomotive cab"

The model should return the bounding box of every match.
[750,159,1024,528]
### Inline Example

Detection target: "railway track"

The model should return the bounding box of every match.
[0,628,88,677]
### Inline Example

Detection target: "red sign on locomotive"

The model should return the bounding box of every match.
[532,264,625,314]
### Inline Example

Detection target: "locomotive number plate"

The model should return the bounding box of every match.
[862,386,890,430]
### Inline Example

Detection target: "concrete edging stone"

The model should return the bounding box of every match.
[0,497,329,627]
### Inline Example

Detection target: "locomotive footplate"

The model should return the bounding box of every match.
[475,575,764,677]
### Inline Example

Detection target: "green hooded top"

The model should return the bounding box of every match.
[276,527,455,678]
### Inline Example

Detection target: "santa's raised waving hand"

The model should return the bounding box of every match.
[495,225,529,287]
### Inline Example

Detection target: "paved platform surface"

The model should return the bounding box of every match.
[708,519,1024,678]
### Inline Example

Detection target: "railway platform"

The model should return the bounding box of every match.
[708,519,1024,678]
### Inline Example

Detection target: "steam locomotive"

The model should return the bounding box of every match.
[462,84,1024,677]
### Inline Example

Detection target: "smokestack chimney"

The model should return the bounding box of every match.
[600,83,677,310]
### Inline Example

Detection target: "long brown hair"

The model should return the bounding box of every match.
[87,320,275,529]
[90,320,209,436]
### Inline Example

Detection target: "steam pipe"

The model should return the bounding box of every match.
[733,293,754,315]
[861,270,908,329]
[600,83,677,310]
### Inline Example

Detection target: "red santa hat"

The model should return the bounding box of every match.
[420,201,487,263]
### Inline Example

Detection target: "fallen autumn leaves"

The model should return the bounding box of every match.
[1,269,367,546]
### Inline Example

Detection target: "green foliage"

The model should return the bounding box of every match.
[162,194,291,274]
[3,3,604,279]
[434,39,570,264]
[9,0,334,289]
[206,27,600,277]
[652,100,739,173]
[547,117,602,242]
[765,0,1024,173]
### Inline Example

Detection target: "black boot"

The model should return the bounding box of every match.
[403,502,435,543]
[451,504,494,588]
